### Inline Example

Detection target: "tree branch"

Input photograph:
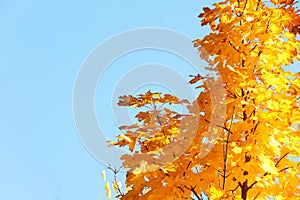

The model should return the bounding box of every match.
[275,152,289,167]
[256,0,261,11]
[222,106,236,190]
[184,185,203,200]
[228,41,240,52]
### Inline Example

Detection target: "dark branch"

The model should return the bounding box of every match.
[248,181,257,189]
[222,106,236,190]
[275,152,289,167]
[184,185,202,200]
[228,41,240,52]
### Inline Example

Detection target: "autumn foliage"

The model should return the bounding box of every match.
[102,0,300,199]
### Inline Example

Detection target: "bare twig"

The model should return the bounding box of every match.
[108,165,124,196]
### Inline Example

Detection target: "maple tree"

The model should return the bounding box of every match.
[102,0,300,199]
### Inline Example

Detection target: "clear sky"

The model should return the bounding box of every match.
[0,1,209,199]
[0,1,299,200]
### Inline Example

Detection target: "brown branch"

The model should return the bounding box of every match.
[242,0,249,14]
[238,181,243,188]
[239,180,248,200]
[217,125,234,135]
[184,185,202,200]
[253,192,261,200]
[186,161,192,169]
[258,49,263,57]
[228,41,240,52]
[230,184,239,192]
[177,186,185,193]
[226,88,239,98]
[222,106,236,190]
[248,108,256,118]
[237,179,257,199]
[256,0,261,11]
[248,181,257,189]
[183,160,192,177]
[275,152,289,167]
[251,122,260,134]
[265,13,273,33]
[279,167,291,173]
[251,44,258,51]
[237,0,241,17]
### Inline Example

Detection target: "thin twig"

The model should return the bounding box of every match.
[222,106,236,190]
[275,152,289,167]
[107,165,124,196]
[184,185,203,200]
[256,0,261,11]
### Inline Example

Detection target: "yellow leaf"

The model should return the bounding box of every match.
[105,182,111,199]
[232,146,243,154]
[275,195,284,200]
[209,186,223,199]
[101,170,106,181]
[169,127,179,134]
[260,155,278,175]
[112,180,122,191]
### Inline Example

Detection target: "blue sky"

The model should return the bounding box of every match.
[0,1,211,199]
[0,1,299,200]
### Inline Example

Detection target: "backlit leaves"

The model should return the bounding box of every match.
[103,0,300,199]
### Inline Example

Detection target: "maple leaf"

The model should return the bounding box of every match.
[102,1,300,199]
